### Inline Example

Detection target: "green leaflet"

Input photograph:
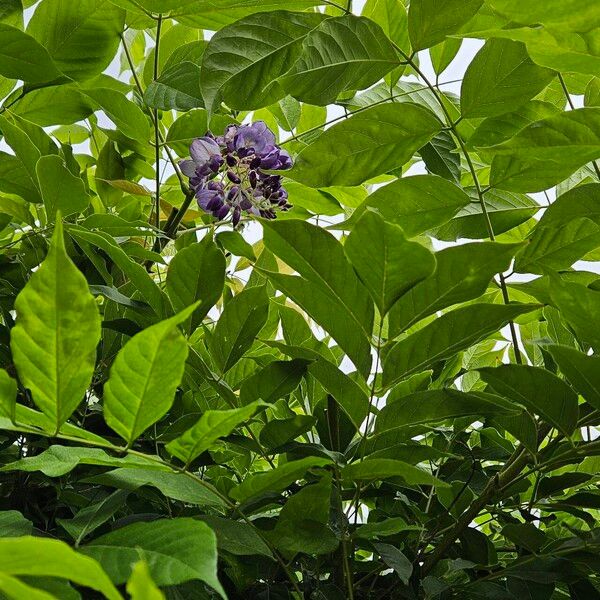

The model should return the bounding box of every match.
[262,219,374,377]
[461,39,555,118]
[1,445,161,477]
[434,188,539,240]
[514,218,600,274]
[408,0,483,51]
[166,235,226,333]
[484,0,600,31]
[479,365,579,435]
[335,175,470,237]
[0,537,122,600]
[27,0,125,81]
[342,458,448,487]
[126,561,164,600]
[209,285,270,373]
[546,345,600,411]
[104,304,198,446]
[230,457,330,502]
[375,389,517,431]
[280,14,400,106]
[10,220,101,433]
[201,11,326,114]
[239,359,309,405]
[488,108,600,192]
[81,518,225,597]
[287,103,442,187]
[344,211,436,316]
[0,23,62,83]
[83,88,150,141]
[549,274,600,348]
[36,155,90,219]
[382,303,539,388]
[0,370,17,423]
[389,242,522,336]
[144,61,204,112]
[166,401,267,465]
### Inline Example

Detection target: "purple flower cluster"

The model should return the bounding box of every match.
[180,122,293,226]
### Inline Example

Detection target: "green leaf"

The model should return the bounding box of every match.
[36,156,90,219]
[375,389,517,431]
[461,39,555,118]
[262,219,374,377]
[468,101,560,149]
[196,515,273,557]
[546,345,600,411]
[533,182,600,230]
[11,85,94,127]
[84,88,150,141]
[27,0,125,81]
[166,401,266,466]
[10,220,101,433]
[144,61,203,112]
[0,511,33,538]
[1,445,161,477]
[280,14,400,106]
[166,236,226,333]
[375,543,413,584]
[408,0,483,51]
[68,226,167,316]
[239,359,309,405]
[0,23,62,82]
[336,175,470,238]
[57,490,130,544]
[479,365,578,435]
[287,104,441,187]
[216,230,256,260]
[308,358,370,428]
[343,458,447,487]
[209,285,270,373]
[0,537,121,600]
[344,211,436,316]
[389,242,521,336]
[271,474,337,555]
[126,561,164,600]
[419,130,461,182]
[0,575,57,600]
[104,305,197,446]
[549,274,600,347]
[260,415,316,449]
[230,456,330,502]
[82,518,225,597]
[382,303,538,387]
[85,468,226,507]
[488,108,600,192]
[362,0,409,55]
[200,10,325,114]
[0,370,17,423]
[434,188,539,240]
[514,218,600,274]
[484,0,600,31]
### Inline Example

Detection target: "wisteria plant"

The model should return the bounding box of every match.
[0,0,600,599]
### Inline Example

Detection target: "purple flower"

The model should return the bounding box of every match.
[181,121,293,227]
[234,121,276,155]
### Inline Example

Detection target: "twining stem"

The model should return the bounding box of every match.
[396,49,524,364]
[558,73,600,181]
[153,16,163,235]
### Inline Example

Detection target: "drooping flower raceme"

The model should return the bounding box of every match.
[180,122,293,226]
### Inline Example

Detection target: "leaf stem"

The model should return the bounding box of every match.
[153,16,163,234]
[395,47,523,364]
